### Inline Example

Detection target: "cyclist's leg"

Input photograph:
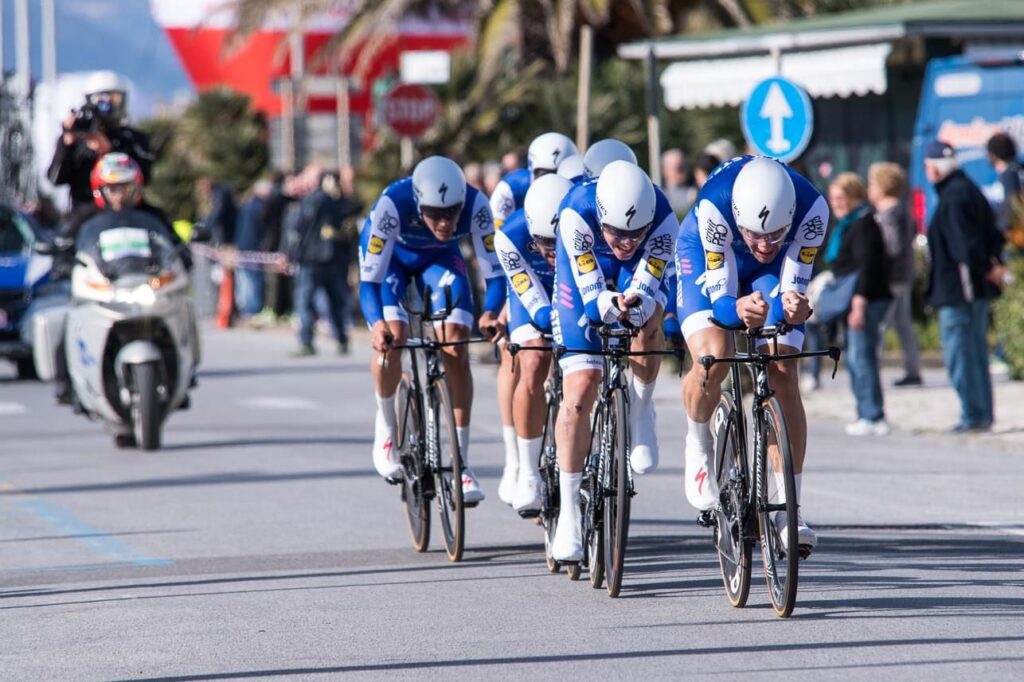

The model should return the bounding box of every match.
[496,301,520,505]
[508,296,551,512]
[369,261,411,480]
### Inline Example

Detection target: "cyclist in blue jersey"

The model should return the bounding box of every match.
[490,132,577,506]
[556,154,586,182]
[550,160,679,562]
[677,156,827,554]
[493,174,574,515]
[359,156,505,504]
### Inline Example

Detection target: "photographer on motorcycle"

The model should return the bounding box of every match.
[47,71,154,212]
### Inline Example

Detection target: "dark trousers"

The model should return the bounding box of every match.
[938,300,994,427]
[295,261,349,347]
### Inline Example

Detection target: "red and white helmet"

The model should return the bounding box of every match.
[90,153,143,208]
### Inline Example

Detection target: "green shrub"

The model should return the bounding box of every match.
[993,253,1024,380]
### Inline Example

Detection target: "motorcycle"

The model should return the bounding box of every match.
[64,209,199,450]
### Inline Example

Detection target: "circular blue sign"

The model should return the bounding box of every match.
[741,76,814,163]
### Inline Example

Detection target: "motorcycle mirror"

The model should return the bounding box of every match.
[190,222,212,243]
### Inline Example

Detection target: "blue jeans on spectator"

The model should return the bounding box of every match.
[234,267,265,316]
[846,299,891,422]
[938,300,994,428]
[296,261,349,348]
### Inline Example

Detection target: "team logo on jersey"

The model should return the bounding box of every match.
[368,236,385,254]
[483,234,496,252]
[648,234,673,257]
[573,230,594,251]
[576,253,597,274]
[801,215,825,240]
[500,196,514,219]
[512,272,532,295]
[798,247,818,264]
[705,219,728,247]
[379,211,399,235]
[706,251,724,270]
[500,250,522,271]
[646,256,666,278]
[474,207,491,230]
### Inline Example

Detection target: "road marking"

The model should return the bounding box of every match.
[0,402,28,416]
[240,396,319,410]
[970,522,1024,538]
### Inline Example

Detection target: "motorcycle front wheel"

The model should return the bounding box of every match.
[131,362,162,451]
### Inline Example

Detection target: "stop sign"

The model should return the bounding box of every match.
[383,84,440,139]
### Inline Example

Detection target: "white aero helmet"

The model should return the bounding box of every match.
[85,70,127,96]
[412,156,467,209]
[596,161,656,232]
[524,174,573,240]
[556,153,585,180]
[528,132,578,176]
[731,157,796,234]
[583,139,637,178]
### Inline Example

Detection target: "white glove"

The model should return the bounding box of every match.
[623,289,656,328]
[597,291,622,325]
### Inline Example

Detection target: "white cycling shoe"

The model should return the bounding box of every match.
[512,475,542,515]
[684,445,718,511]
[372,433,402,480]
[774,511,817,553]
[498,463,518,505]
[461,468,485,505]
[551,512,583,563]
[629,401,659,475]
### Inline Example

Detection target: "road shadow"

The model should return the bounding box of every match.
[161,435,372,451]
[197,363,366,380]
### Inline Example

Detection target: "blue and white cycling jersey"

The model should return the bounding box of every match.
[489,168,531,230]
[493,208,554,344]
[552,177,678,373]
[676,155,828,345]
[358,177,504,329]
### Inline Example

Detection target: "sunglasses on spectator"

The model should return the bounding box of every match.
[421,204,463,222]
[602,223,651,243]
[739,226,788,246]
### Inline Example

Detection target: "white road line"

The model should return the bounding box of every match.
[970,522,1024,538]
[240,396,319,410]
[0,402,28,416]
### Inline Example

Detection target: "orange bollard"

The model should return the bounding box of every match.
[216,266,235,328]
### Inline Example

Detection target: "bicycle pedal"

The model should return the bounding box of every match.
[696,510,716,528]
[798,545,813,560]
[385,475,403,486]
[517,509,541,520]
[464,500,480,509]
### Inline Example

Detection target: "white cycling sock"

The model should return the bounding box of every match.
[686,415,713,454]
[517,436,542,480]
[632,376,655,406]
[456,426,471,468]
[559,471,582,523]
[502,425,518,469]
[375,394,396,440]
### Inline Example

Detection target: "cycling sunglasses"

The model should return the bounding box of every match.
[532,235,557,249]
[739,226,788,246]
[532,168,555,180]
[601,223,651,243]
[420,203,463,222]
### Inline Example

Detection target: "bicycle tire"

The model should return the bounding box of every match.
[433,378,465,562]
[396,375,430,552]
[713,393,752,608]
[586,406,605,590]
[758,396,799,618]
[603,387,631,598]
[540,397,561,573]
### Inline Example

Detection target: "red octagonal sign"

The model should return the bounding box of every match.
[383,84,440,139]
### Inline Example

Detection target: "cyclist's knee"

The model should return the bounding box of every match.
[562,370,600,416]
[517,351,547,388]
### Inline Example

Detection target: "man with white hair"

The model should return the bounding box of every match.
[923,141,1006,433]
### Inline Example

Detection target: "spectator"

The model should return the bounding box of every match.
[869,162,923,387]
[660,148,695,217]
[501,148,525,173]
[692,152,721,191]
[288,169,362,356]
[704,138,736,164]
[826,173,893,436]
[234,179,273,317]
[924,141,1006,433]
[196,177,238,247]
[483,162,503,196]
[261,171,296,320]
[985,132,1022,233]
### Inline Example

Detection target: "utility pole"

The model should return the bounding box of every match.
[42,0,57,85]
[336,63,351,169]
[575,25,592,152]
[645,46,662,186]
[14,0,29,98]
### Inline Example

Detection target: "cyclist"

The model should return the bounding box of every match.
[676,156,827,553]
[490,132,578,506]
[493,174,574,515]
[557,154,586,182]
[550,159,679,562]
[359,156,504,505]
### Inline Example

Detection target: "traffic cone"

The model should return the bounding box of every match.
[216,266,234,328]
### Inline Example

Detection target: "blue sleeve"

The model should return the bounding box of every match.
[712,296,741,328]
[663,314,681,339]
[484,276,505,314]
[533,305,552,333]
[360,281,384,327]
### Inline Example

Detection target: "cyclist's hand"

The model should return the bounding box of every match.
[737,292,769,328]
[371,321,395,354]
[479,311,506,343]
[781,291,811,325]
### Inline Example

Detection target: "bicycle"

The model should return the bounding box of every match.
[697,318,840,617]
[385,287,488,562]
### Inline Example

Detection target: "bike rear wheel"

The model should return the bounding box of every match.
[713,393,752,608]
[432,378,465,562]
[540,398,561,573]
[585,409,605,590]
[758,396,799,617]
[603,387,631,598]
[396,375,430,552]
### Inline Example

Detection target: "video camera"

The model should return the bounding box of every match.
[68,103,104,134]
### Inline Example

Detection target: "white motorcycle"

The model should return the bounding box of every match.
[65,209,199,450]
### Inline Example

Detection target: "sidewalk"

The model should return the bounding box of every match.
[801,362,1024,451]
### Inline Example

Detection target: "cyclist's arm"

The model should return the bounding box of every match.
[776,195,829,319]
[489,179,516,231]
[494,229,553,332]
[357,196,401,327]
[624,209,678,325]
[558,206,607,324]
[695,198,741,327]
[467,193,505,315]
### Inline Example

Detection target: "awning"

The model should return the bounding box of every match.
[660,42,892,110]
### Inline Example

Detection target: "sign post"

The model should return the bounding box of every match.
[383,83,440,171]
[741,76,813,163]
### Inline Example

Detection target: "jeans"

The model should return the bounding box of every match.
[295,261,349,348]
[846,299,891,422]
[938,300,994,427]
[883,281,922,379]
[234,267,265,316]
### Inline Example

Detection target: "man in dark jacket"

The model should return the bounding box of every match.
[289,170,362,355]
[924,141,1006,432]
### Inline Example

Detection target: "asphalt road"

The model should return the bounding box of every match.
[1,324,1023,680]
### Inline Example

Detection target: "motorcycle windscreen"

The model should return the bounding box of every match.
[76,210,177,280]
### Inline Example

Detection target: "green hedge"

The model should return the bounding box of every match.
[993,253,1024,380]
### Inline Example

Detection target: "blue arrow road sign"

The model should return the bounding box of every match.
[741,76,813,163]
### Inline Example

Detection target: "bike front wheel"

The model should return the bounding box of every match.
[713,393,752,608]
[540,398,561,573]
[432,378,465,562]
[758,396,799,618]
[396,375,430,553]
[602,387,631,598]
